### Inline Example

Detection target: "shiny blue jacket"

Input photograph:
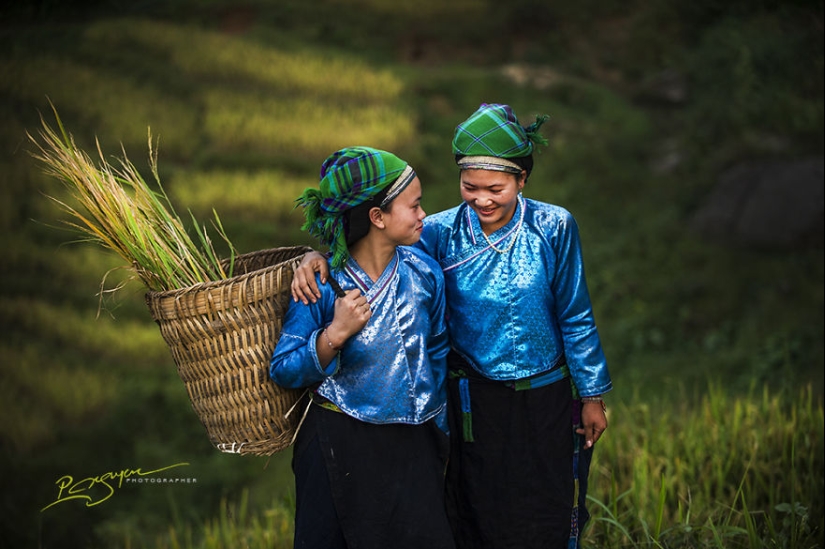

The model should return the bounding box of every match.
[270,247,450,426]
[417,195,612,397]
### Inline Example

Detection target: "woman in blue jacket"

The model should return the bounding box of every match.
[271,146,454,549]
[291,105,612,549]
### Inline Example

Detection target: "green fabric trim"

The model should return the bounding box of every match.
[462,412,474,443]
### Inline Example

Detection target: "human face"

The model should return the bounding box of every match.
[380,177,426,246]
[459,168,525,234]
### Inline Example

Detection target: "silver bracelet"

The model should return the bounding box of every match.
[322,328,342,351]
[581,396,606,411]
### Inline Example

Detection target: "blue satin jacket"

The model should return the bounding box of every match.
[270,246,450,426]
[417,195,612,397]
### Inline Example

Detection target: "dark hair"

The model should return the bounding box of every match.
[343,186,391,246]
[511,155,534,177]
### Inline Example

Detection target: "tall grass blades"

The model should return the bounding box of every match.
[586,384,824,548]
[27,102,237,292]
[155,490,294,549]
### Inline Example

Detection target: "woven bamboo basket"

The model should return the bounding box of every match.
[145,245,314,456]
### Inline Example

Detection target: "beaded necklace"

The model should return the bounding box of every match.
[481,194,524,254]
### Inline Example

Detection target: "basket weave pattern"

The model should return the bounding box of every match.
[145,246,313,456]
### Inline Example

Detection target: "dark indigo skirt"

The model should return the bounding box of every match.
[292,401,455,549]
[445,354,592,549]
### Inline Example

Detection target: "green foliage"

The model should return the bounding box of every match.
[679,10,825,167]
[169,168,312,220]
[0,54,200,159]
[200,88,414,164]
[144,384,824,549]
[152,489,295,549]
[584,384,824,548]
[1,1,822,548]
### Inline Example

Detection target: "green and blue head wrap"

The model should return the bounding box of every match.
[452,103,549,174]
[296,146,416,269]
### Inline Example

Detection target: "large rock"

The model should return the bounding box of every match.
[690,157,824,250]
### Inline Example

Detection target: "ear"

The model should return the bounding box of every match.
[368,206,385,229]
[517,170,527,191]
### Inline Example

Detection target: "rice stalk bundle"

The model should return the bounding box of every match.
[27,102,236,292]
[27,103,310,456]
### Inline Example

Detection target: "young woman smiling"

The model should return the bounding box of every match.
[271,146,454,549]
[291,104,613,549]
[459,167,524,235]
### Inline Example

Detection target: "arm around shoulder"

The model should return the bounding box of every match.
[291,250,330,304]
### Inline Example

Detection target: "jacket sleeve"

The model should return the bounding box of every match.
[428,262,451,433]
[269,276,339,389]
[551,210,612,397]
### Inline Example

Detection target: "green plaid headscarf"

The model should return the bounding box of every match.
[452,103,549,173]
[296,146,415,269]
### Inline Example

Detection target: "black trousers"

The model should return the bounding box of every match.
[292,403,455,549]
[445,358,591,549]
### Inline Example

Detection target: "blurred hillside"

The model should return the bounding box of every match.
[1,1,822,548]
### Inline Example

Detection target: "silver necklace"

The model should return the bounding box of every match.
[481,194,524,254]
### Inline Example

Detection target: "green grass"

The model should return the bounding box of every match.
[587,384,823,548]
[151,489,295,549]
[1,2,822,548]
[146,384,824,549]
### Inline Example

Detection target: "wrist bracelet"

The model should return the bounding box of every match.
[322,328,342,351]
[581,396,606,411]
